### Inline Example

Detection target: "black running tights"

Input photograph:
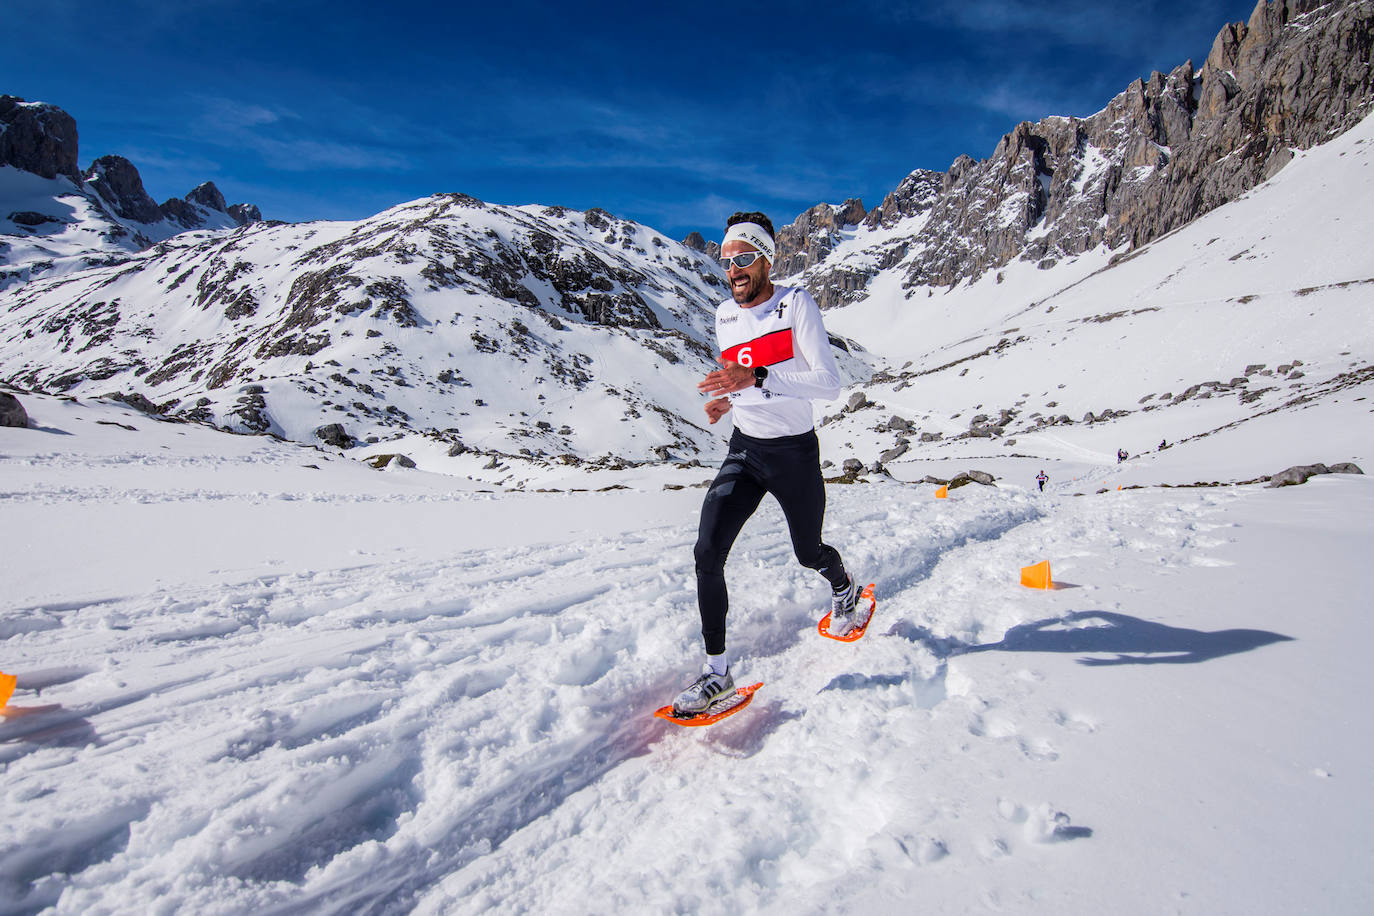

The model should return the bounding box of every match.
[694,429,848,655]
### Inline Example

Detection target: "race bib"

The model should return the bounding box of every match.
[721,328,794,368]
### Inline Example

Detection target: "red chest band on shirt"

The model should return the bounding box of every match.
[721,328,794,368]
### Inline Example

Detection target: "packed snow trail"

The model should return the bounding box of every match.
[5,472,1368,914]
[2,480,1043,912]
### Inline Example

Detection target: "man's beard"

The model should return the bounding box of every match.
[731,272,767,304]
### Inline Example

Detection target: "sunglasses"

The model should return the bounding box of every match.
[719,251,767,270]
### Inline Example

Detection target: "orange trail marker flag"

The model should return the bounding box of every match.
[935,485,948,499]
[1020,561,1053,589]
[0,670,16,708]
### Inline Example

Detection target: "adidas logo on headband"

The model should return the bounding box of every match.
[721,222,776,265]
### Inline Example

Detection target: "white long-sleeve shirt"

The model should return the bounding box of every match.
[715,285,842,438]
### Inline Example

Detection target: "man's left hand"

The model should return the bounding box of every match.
[697,358,754,396]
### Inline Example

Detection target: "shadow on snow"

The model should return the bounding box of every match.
[889,611,1294,666]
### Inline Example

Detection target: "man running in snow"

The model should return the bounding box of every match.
[673,212,859,716]
[1037,470,1048,492]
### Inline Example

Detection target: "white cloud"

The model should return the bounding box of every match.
[194,97,283,131]
[185,95,415,172]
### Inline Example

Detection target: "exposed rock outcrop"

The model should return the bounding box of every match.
[228,203,262,226]
[161,181,261,229]
[681,231,720,261]
[863,170,944,230]
[85,155,163,224]
[0,391,29,427]
[772,198,867,280]
[918,470,998,488]
[787,0,1374,302]
[0,96,80,181]
[1267,461,1364,486]
[186,181,228,213]
[367,453,416,470]
[314,423,355,448]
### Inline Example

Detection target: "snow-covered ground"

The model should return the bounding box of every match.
[2,388,1371,915]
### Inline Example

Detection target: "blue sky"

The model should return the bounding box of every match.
[5,0,1259,241]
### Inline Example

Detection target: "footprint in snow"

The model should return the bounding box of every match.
[998,799,1093,843]
[1050,708,1099,733]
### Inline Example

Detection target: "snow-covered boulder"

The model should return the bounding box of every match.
[1267,462,1365,487]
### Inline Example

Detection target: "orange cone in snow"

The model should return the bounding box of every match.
[1020,561,1053,590]
[935,485,948,499]
[0,671,15,708]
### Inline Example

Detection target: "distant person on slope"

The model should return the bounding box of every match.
[1037,470,1048,492]
[672,211,858,716]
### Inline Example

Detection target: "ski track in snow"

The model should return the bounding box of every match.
[0,477,1262,914]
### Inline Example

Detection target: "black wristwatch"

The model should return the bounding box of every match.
[753,366,768,388]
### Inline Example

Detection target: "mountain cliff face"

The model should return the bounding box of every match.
[0,96,81,181]
[778,0,1373,306]
[1,95,262,285]
[771,198,867,280]
[83,155,164,225]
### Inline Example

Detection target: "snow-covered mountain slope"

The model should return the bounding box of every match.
[1,5,1369,491]
[0,163,247,290]
[0,194,870,480]
[5,111,1370,492]
[819,108,1374,487]
[2,388,1371,914]
[0,165,229,285]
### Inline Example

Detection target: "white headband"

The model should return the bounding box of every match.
[721,222,775,265]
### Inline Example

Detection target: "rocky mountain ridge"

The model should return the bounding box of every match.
[1,94,262,285]
[805,95,1373,489]
[769,0,1373,307]
[83,152,262,231]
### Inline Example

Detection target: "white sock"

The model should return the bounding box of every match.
[707,652,729,676]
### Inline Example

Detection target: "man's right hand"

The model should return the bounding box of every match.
[704,397,731,425]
